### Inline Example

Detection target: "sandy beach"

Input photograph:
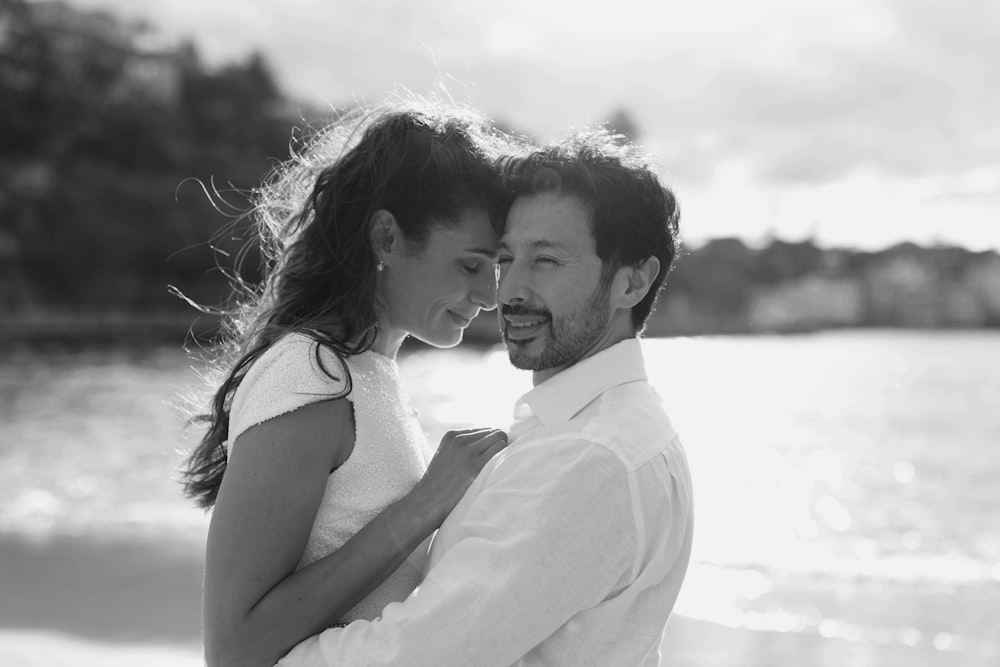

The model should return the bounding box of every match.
[1,531,984,667]
[0,532,203,666]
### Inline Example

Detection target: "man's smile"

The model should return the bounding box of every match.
[504,315,549,341]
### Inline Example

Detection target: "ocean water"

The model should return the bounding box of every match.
[1,330,998,664]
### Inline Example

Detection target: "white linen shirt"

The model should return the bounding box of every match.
[277,338,694,667]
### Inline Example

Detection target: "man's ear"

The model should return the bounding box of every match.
[612,256,661,309]
[370,209,399,262]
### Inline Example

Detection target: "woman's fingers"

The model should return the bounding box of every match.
[464,429,505,448]
[441,427,493,445]
[478,433,508,460]
[444,428,501,445]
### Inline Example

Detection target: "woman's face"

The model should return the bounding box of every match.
[380,208,499,348]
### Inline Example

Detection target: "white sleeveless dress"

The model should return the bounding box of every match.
[227,332,434,622]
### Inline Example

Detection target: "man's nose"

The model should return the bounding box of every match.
[497,263,527,306]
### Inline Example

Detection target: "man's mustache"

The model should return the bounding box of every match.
[500,304,552,319]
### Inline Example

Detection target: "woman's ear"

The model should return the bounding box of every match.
[370,209,399,261]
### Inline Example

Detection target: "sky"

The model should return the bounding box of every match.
[64,0,1000,250]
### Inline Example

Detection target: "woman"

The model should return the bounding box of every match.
[180,99,511,667]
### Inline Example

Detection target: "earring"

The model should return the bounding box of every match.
[376,260,384,272]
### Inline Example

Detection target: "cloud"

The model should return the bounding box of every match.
[663,0,1000,185]
[62,0,1000,249]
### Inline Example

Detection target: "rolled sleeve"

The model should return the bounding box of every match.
[277,438,637,667]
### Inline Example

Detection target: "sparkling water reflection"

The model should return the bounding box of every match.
[1,331,998,664]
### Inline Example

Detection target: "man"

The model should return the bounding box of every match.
[277,130,693,666]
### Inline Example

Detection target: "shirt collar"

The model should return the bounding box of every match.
[516,338,648,426]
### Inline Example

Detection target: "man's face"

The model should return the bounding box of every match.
[496,192,615,383]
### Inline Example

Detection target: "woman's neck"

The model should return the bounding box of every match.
[371,326,405,359]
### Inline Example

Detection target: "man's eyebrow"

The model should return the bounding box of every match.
[495,239,569,254]
[529,239,568,252]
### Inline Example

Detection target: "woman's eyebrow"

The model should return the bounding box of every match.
[464,246,497,258]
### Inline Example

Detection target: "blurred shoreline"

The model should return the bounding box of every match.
[2,307,999,348]
[0,532,203,644]
[0,528,990,667]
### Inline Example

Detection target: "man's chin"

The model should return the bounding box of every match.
[505,330,560,370]
[510,358,542,371]
[505,343,546,371]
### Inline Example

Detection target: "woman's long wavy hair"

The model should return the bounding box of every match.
[180,98,511,509]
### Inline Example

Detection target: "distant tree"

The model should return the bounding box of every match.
[602,108,641,142]
[753,239,824,284]
[668,237,756,315]
[1,1,291,312]
[0,0,57,155]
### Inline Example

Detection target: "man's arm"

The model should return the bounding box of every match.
[276,437,638,667]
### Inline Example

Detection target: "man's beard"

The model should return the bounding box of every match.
[500,279,612,372]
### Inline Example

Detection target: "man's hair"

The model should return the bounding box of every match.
[499,129,681,331]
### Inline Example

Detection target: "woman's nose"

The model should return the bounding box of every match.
[470,269,498,311]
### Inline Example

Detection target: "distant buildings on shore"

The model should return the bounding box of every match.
[648,240,1000,336]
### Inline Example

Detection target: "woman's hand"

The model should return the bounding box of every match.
[409,428,508,526]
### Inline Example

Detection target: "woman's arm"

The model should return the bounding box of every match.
[202,398,504,667]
